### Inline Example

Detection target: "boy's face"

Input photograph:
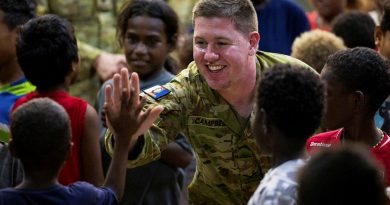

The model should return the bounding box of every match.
[123,15,171,80]
[193,17,258,91]
[378,30,390,60]
[0,10,17,70]
[320,66,355,131]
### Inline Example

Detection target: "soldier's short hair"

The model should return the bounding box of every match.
[10,98,71,172]
[0,0,36,30]
[192,0,258,36]
[16,14,79,90]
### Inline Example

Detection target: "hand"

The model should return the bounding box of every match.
[95,52,127,81]
[104,68,163,147]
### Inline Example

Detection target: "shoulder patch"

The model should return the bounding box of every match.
[143,85,170,100]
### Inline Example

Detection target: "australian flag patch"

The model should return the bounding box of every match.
[143,85,170,100]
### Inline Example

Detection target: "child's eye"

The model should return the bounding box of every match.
[126,35,138,44]
[145,38,160,48]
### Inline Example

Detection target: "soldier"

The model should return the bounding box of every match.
[104,0,315,204]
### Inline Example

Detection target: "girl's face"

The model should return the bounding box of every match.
[122,15,172,80]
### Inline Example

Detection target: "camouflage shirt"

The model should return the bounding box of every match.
[105,51,314,204]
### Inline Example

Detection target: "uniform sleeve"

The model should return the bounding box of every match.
[104,70,192,168]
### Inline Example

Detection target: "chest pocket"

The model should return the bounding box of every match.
[187,116,235,160]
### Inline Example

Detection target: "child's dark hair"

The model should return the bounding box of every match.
[0,0,36,30]
[255,64,325,143]
[298,144,387,205]
[117,0,178,47]
[324,47,390,113]
[380,0,390,32]
[16,14,79,90]
[10,98,71,172]
[332,11,376,49]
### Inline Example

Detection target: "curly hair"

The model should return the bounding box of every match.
[291,30,346,73]
[10,98,71,172]
[298,145,386,205]
[0,0,36,29]
[254,64,325,143]
[332,11,376,49]
[16,14,79,91]
[324,47,390,112]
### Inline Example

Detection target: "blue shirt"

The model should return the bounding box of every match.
[256,0,310,55]
[0,182,117,205]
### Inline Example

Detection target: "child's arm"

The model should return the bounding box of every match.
[81,105,104,186]
[103,69,163,200]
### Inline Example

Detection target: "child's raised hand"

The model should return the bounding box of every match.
[104,68,163,148]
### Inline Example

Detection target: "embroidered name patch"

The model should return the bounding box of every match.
[143,85,170,100]
[188,116,226,127]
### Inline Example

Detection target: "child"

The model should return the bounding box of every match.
[248,64,325,204]
[96,0,193,204]
[298,145,387,205]
[0,0,36,189]
[0,93,162,204]
[12,14,103,186]
[306,47,390,186]
[0,0,36,143]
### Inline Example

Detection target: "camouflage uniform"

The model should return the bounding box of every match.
[36,0,126,105]
[105,51,314,204]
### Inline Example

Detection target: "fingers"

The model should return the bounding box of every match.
[121,68,130,102]
[139,105,164,126]
[105,84,113,106]
[134,96,147,116]
[130,72,140,107]
[113,74,121,106]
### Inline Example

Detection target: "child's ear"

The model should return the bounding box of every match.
[64,141,73,161]
[8,139,18,158]
[352,90,365,111]
[375,26,383,48]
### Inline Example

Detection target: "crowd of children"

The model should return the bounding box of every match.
[2,0,390,204]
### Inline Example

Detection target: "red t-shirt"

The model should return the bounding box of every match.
[307,129,390,186]
[306,11,331,31]
[13,91,87,185]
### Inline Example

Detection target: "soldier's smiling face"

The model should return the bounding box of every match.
[123,15,171,80]
[193,17,255,91]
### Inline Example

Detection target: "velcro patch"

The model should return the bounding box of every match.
[143,85,170,100]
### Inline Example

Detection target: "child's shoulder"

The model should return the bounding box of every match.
[306,129,342,155]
